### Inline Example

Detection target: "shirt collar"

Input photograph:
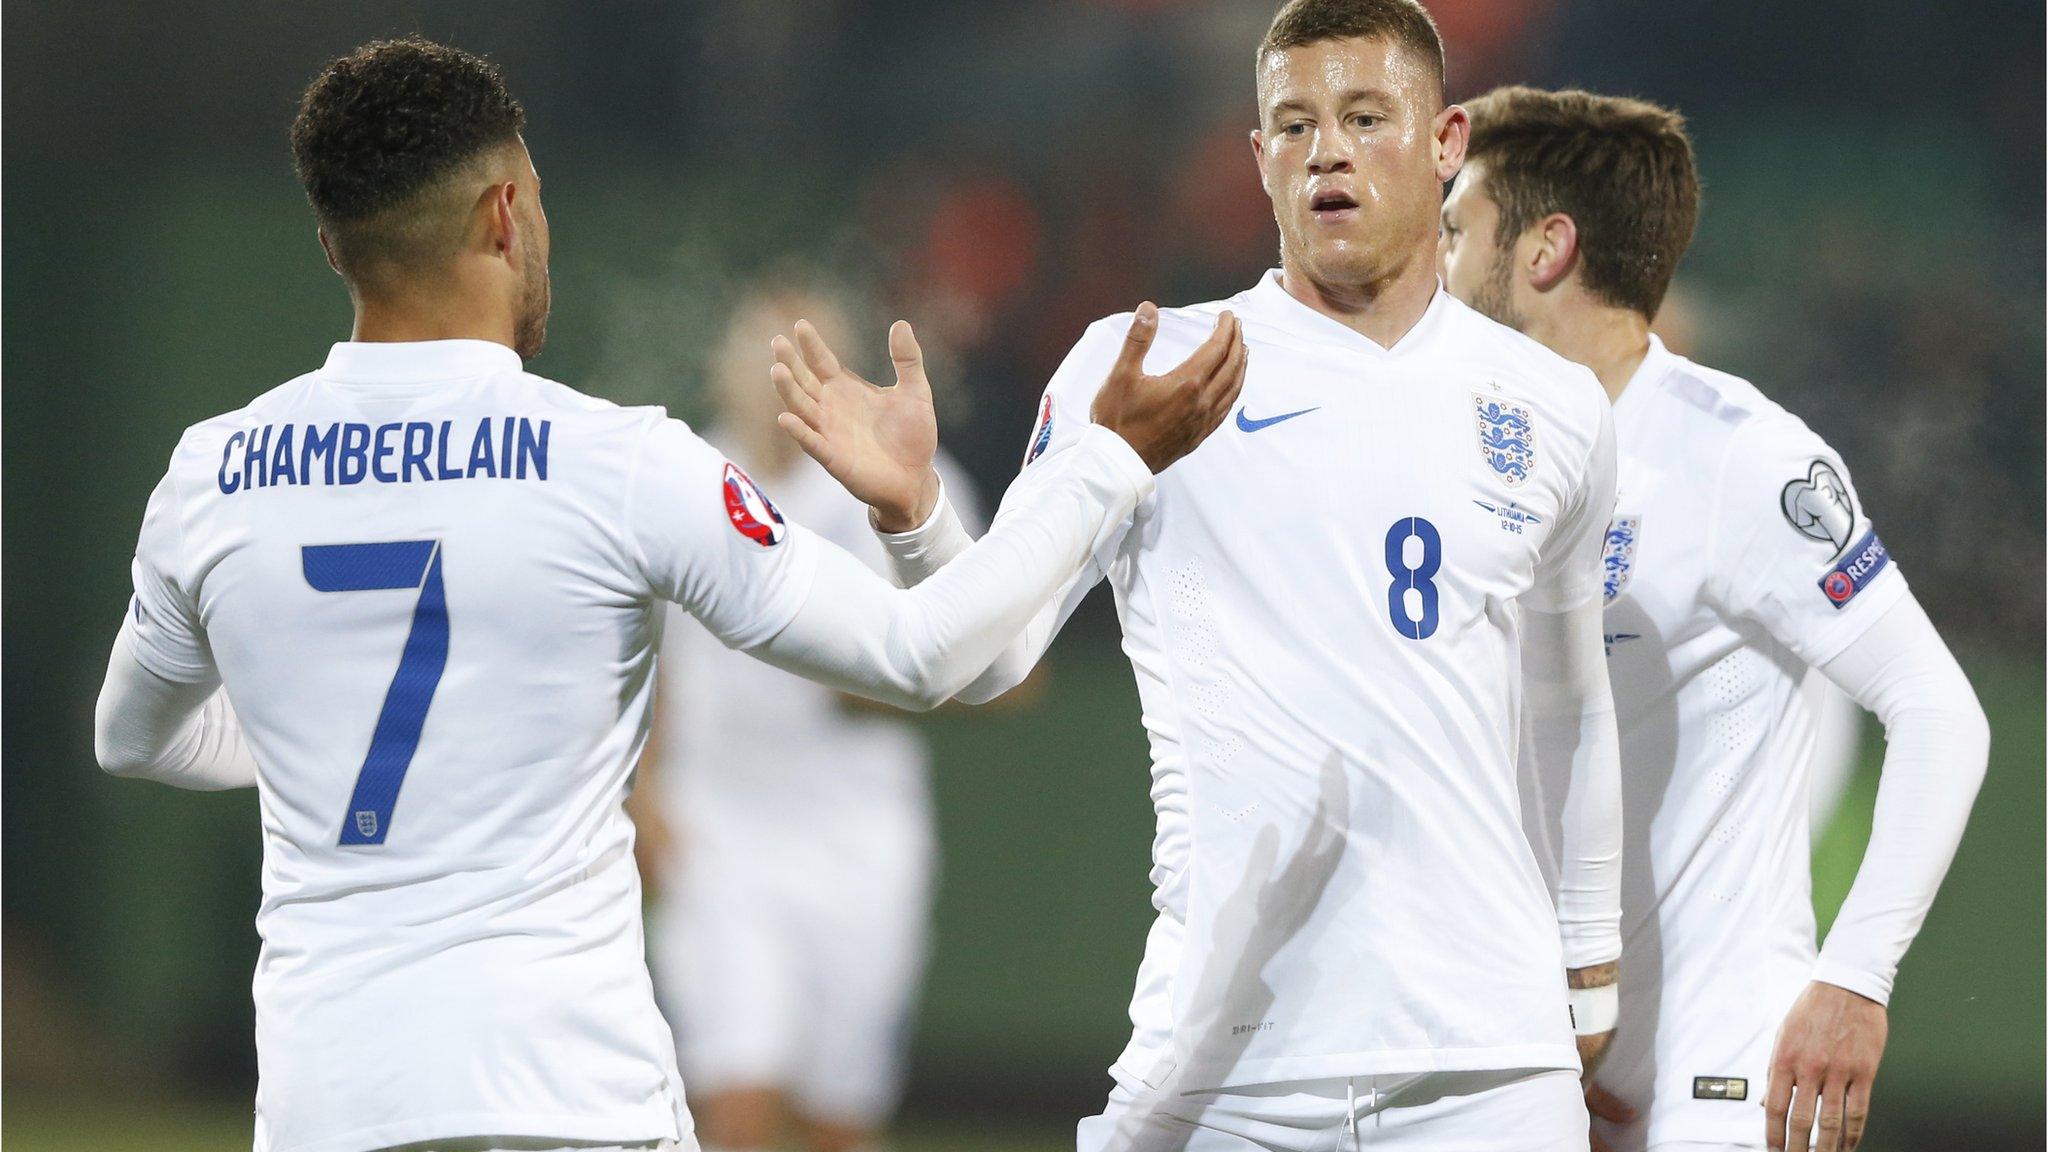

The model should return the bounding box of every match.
[1613,333,1677,416]
[320,339,523,384]
[1242,268,1452,357]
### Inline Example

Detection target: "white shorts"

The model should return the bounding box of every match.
[649,810,935,1127]
[1078,1068,1588,1152]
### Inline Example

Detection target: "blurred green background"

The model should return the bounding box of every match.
[5,0,2042,1148]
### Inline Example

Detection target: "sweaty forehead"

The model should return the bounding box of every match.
[1258,36,1442,116]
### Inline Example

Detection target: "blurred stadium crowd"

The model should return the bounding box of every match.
[4,0,2041,1145]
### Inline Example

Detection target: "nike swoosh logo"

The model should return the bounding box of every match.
[1235,405,1320,433]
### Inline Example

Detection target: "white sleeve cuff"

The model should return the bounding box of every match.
[1074,423,1157,503]
[875,474,974,589]
[877,426,1151,591]
[1810,956,1893,1007]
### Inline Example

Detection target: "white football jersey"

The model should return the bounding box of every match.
[1017,272,1614,1091]
[123,340,818,1152]
[1586,336,1907,1151]
[653,446,981,832]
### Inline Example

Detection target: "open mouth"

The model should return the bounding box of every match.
[1310,190,1360,221]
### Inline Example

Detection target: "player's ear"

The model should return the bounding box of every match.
[316,229,343,278]
[1433,104,1470,184]
[480,181,520,261]
[1250,128,1272,197]
[1528,212,1579,292]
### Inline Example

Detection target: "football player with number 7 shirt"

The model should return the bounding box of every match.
[769,2,1627,1147]
[1441,86,1990,1152]
[88,37,1246,1152]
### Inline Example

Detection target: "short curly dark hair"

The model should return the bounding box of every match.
[290,37,525,276]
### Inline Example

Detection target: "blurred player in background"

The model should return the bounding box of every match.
[88,36,1247,1152]
[628,281,986,1152]
[1441,86,1990,1152]
[771,2,1629,1147]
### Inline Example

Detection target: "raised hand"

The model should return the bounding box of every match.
[1766,981,1887,1152]
[1089,304,1247,474]
[771,319,941,532]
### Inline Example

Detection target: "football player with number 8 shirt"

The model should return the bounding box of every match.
[769,3,1629,1148]
[1440,87,1990,1152]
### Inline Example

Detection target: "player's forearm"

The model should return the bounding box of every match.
[1812,593,1988,1004]
[1524,600,1625,967]
[874,467,1098,704]
[94,621,258,791]
[759,426,1150,711]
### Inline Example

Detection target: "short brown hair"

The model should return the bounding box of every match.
[1464,86,1700,319]
[1258,0,1446,100]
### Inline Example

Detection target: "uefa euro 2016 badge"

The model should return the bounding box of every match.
[1473,394,1536,488]
[1602,516,1641,604]
[722,462,787,548]
[1023,394,1055,468]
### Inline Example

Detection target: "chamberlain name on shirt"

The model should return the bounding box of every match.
[218,417,551,494]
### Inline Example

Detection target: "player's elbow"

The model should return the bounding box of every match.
[951,667,1025,707]
[1953,692,1992,794]
[93,695,140,779]
[951,683,1003,707]
[904,689,951,713]
[1910,661,1992,795]
[94,729,158,781]
[870,646,958,713]
[879,676,952,713]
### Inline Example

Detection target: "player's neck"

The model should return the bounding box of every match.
[1279,254,1439,351]
[348,285,518,354]
[1526,303,1651,404]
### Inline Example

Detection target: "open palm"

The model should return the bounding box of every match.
[771,319,940,530]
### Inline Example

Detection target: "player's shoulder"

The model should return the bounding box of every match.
[1636,347,1832,466]
[497,368,659,424]
[164,371,324,475]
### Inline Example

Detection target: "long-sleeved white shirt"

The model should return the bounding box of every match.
[1583,335,1987,1152]
[878,272,1624,1091]
[92,338,1151,1152]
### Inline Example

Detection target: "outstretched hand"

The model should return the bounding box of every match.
[1089,304,1247,474]
[770,319,941,533]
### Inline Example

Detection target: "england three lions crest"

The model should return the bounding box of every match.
[1473,395,1537,488]
[1603,516,1641,604]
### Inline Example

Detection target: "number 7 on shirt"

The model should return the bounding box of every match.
[302,540,449,846]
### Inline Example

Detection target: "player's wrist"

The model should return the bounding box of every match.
[869,468,942,535]
[1567,980,1619,1036]
[1806,963,1891,1009]
[1077,424,1160,503]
